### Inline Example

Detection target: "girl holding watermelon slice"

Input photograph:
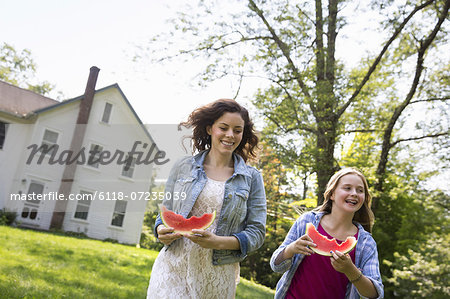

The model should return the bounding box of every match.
[147,99,267,299]
[271,168,384,299]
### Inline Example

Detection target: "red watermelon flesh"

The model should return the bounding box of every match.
[160,205,216,234]
[306,223,357,256]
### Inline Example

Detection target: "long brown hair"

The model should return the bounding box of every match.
[318,167,375,233]
[179,99,259,162]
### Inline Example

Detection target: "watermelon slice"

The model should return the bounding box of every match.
[306,223,357,256]
[160,205,216,234]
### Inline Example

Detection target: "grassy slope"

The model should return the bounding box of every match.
[0,226,274,298]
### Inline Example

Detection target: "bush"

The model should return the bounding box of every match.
[140,231,164,251]
[140,203,164,251]
[0,209,17,226]
[103,238,119,244]
[60,230,88,239]
[384,235,450,298]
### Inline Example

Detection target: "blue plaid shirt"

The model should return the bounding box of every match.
[270,211,384,299]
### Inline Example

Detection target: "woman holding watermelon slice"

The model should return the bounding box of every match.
[271,168,384,299]
[147,99,267,298]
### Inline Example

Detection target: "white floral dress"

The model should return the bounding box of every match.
[147,178,240,299]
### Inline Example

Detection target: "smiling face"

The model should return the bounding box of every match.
[331,174,365,213]
[206,112,245,156]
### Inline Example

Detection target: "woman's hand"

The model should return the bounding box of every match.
[184,230,241,250]
[284,234,316,259]
[156,225,182,246]
[184,229,219,249]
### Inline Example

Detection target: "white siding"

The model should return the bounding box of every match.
[11,101,80,229]
[60,88,152,244]
[1,85,154,244]
[0,120,34,210]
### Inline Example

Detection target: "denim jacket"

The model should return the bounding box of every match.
[154,150,267,265]
[270,211,384,299]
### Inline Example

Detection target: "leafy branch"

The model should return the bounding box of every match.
[390,132,449,147]
[248,0,312,100]
[374,0,450,199]
[337,0,435,118]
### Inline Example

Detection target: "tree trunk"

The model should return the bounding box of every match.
[315,116,337,205]
[313,0,338,205]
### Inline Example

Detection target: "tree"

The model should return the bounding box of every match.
[241,141,299,288]
[386,236,450,298]
[136,0,450,294]
[372,1,450,207]
[0,42,53,95]
[377,185,450,297]
[138,0,449,206]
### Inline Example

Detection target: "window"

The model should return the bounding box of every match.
[87,143,103,168]
[111,200,127,227]
[74,191,92,220]
[0,121,8,149]
[121,156,136,178]
[40,129,59,155]
[101,103,112,123]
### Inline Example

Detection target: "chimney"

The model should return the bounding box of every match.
[77,66,100,124]
[50,66,100,229]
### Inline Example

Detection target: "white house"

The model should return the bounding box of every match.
[0,69,159,244]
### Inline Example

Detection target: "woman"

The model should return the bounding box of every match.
[147,99,267,299]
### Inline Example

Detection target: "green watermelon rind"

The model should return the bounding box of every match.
[160,205,216,234]
[306,222,357,256]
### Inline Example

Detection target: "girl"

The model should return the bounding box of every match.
[147,99,267,299]
[271,168,384,299]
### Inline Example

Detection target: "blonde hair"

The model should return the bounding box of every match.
[318,167,374,233]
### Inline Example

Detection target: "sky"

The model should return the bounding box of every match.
[0,0,268,180]
[0,0,261,125]
[0,0,380,126]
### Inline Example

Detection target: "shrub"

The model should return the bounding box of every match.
[103,238,119,244]
[139,232,164,251]
[61,230,88,239]
[141,203,164,251]
[140,231,163,251]
[0,209,17,226]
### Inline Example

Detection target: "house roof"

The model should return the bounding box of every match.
[35,83,156,145]
[35,83,141,124]
[0,80,158,148]
[0,80,58,117]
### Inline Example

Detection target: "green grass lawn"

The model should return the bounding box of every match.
[0,225,274,298]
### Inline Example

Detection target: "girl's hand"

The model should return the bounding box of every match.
[157,225,182,246]
[331,250,378,298]
[184,229,219,249]
[285,234,316,259]
[330,250,356,274]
